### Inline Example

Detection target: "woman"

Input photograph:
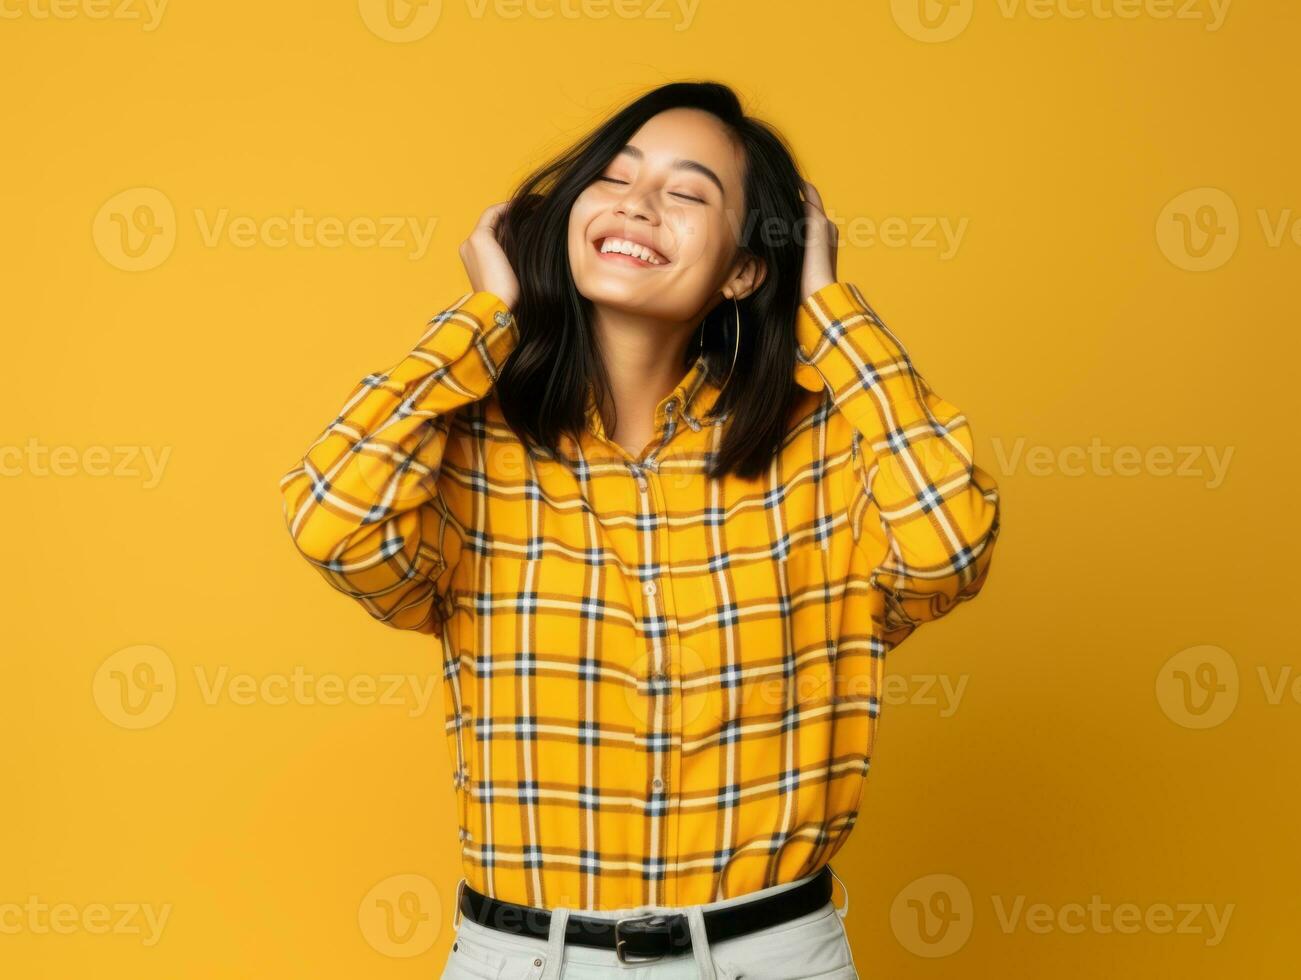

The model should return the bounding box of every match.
[280,81,1000,979]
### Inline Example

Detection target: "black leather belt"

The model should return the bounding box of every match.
[456,864,834,964]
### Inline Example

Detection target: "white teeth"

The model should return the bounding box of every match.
[599,237,664,265]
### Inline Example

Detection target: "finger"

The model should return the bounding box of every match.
[802,201,831,250]
[802,181,824,210]
[802,206,827,246]
[476,201,510,231]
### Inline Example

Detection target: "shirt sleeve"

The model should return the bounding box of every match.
[278,290,518,637]
[793,281,1001,643]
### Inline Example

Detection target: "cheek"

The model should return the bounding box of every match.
[671,212,730,276]
[568,191,601,235]
[567,196,601,267]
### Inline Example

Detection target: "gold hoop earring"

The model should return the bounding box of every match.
[699,296,741,397]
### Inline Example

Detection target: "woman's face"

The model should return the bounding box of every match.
[567,107,755,323]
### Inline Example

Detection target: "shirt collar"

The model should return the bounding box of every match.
[582,350,725,443]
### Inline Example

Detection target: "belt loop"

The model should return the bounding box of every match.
[538,906,570,980]
[685,904,718,980]
[827,865,850,920]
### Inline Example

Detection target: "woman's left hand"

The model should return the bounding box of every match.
[799,180,838,302]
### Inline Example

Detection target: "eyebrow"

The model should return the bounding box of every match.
[617,144,726,197]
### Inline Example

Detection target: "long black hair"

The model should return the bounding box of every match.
[494,80,810,482]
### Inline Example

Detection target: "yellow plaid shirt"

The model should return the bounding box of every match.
[280,281,1001,911]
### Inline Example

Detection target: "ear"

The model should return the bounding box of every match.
[723,252,766,301]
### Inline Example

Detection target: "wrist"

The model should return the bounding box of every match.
[800,274,835,303]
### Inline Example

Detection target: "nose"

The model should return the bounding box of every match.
[613,182,659,224]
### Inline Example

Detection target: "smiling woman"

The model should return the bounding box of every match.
[278,79,1001,980]
[492,85,800,471]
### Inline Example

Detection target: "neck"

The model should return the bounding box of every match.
[590,304,696,453]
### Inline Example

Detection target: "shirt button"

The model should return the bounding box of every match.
[665,399,677,415]
[642,581,657,596]
[652,777,664,791]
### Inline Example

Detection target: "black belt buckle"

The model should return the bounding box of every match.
[613,912,687,964]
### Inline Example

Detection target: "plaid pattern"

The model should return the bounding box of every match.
[280,281,1001,911]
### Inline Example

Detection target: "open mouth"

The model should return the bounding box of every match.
[593,236,670,267]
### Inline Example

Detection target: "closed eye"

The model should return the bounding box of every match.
[595,176,707,205]
[596,176,705,204]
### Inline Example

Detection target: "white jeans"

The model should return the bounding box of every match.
[440,867,858,980]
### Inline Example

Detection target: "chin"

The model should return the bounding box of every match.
[575,281,652,311]
[570,263,643,303]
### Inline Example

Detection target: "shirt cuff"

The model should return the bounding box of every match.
[793,281,877,394]
[455,289,519,363]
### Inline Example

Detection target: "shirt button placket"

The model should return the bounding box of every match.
[634,447,682,904]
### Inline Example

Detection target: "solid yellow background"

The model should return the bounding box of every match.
[2,0,1297,976]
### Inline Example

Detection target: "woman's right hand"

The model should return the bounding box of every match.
[459,201,521,311]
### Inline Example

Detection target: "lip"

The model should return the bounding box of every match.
[591,234,671,268]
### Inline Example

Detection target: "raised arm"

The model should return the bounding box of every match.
[279,290,518,636]
[279,201,523,637]
[794,280,1001,644]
